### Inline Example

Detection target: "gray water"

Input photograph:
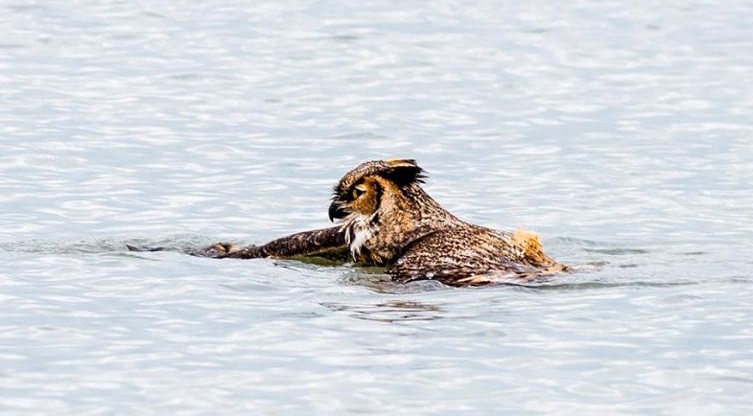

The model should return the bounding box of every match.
[2,0,753,414]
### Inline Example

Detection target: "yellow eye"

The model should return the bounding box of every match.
[352,185,366,199]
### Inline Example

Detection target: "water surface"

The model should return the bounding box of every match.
[1,0,752,414]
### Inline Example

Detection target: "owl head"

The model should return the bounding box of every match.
[328,159,426,222]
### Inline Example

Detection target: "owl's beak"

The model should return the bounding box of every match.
[328,201,347,222]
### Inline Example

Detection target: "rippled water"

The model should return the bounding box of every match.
[2,0,753,414]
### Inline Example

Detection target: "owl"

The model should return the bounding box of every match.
[217,159,567,286]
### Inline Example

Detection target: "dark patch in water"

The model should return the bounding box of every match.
[320,299,444,323]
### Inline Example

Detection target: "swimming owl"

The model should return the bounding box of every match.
[217,159,567,286]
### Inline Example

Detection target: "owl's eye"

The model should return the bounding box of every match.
[351,185,367,199]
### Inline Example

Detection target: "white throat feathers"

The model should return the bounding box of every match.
[341,212,378,259]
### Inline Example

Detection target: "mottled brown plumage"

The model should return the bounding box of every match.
[207,159,567,286]
[194,159,567,286]
[326,159,567,285]
[217,226,348,261]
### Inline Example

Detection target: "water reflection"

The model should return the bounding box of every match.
[321,299,444,323]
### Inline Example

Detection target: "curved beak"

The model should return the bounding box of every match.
[328,200,347,222]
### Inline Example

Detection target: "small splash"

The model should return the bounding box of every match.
[528,280,701,291]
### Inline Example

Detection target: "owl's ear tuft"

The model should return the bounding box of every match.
[382,159,426,187]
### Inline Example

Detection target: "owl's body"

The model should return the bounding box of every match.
[214,159,567,286]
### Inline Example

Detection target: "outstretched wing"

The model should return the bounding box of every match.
[219,226,348,261]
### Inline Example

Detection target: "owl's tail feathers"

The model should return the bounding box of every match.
[512,229,570,273]
[512,229,545,260]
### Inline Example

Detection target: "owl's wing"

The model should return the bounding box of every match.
[218,226,349,261]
